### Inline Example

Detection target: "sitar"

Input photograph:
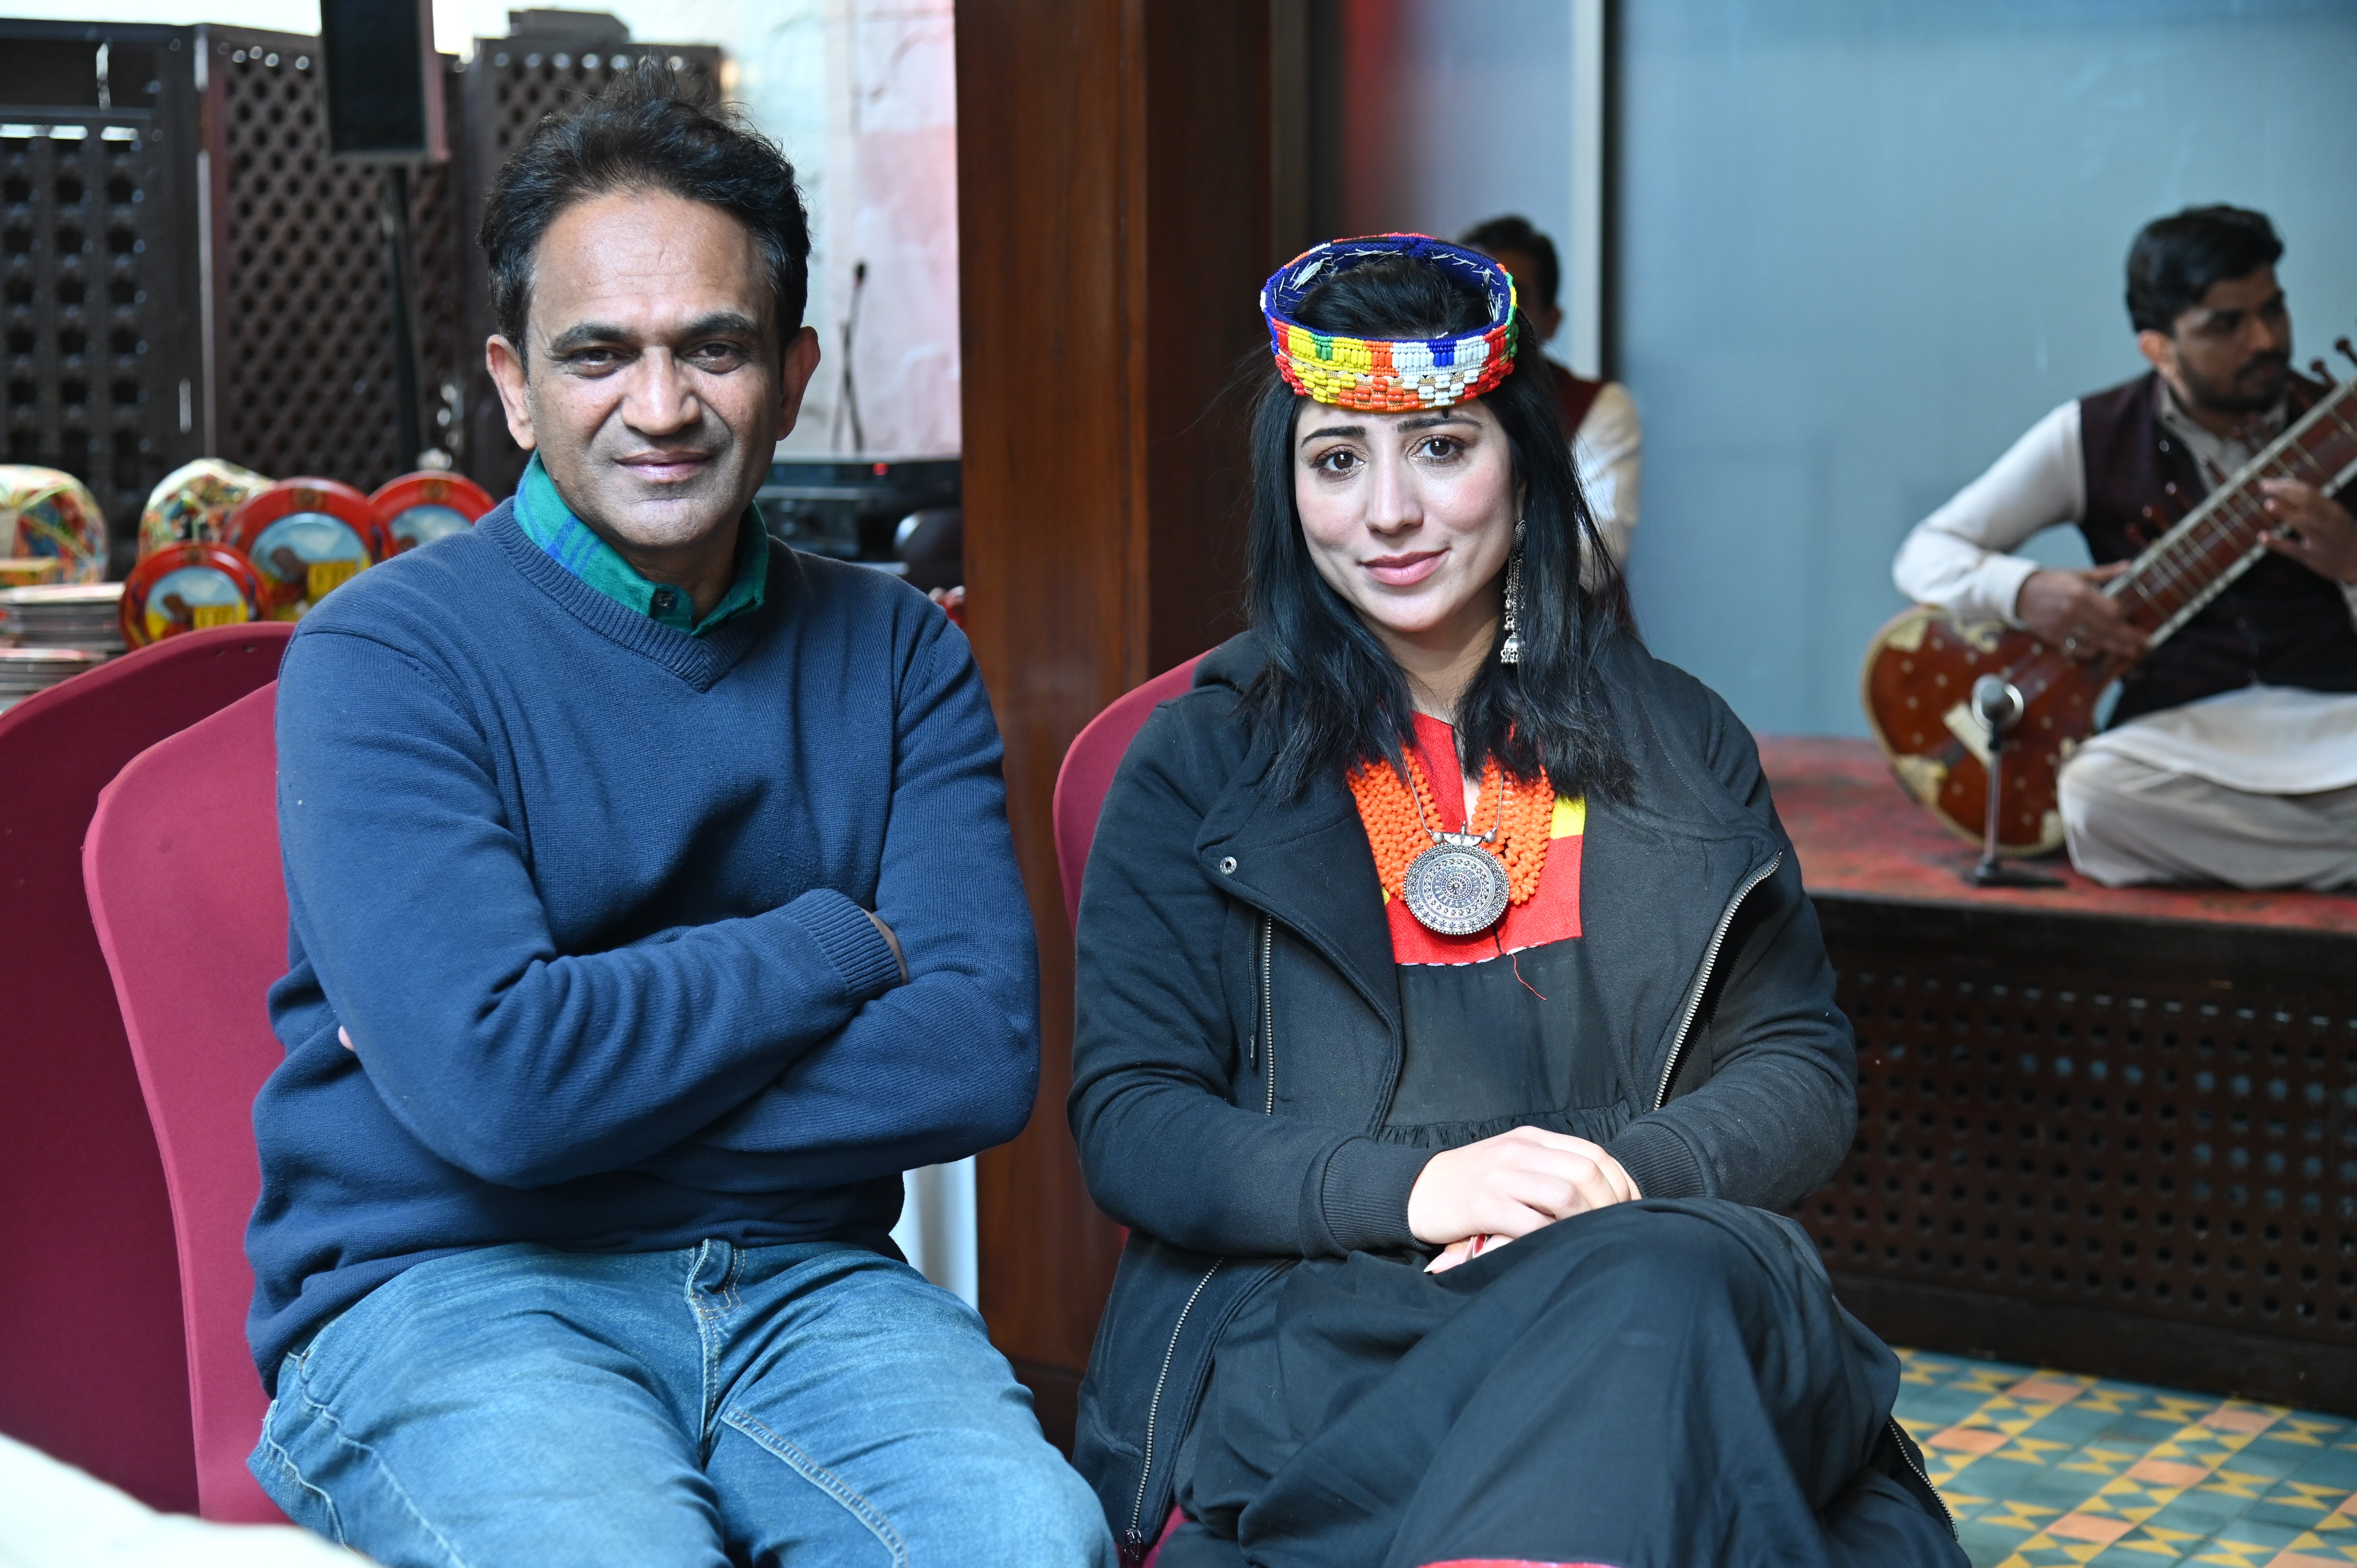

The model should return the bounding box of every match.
[1861,364,2357,855]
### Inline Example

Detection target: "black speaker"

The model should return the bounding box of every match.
[317,0,445,162]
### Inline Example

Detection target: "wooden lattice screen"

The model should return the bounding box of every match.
[2,23,205,574]
[1807,897,2357,1411]
[201,29,466,491]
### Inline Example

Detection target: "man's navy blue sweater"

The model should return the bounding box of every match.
[248,503,1039,1386]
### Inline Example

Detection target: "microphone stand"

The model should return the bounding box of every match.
[1967,675,2063,889]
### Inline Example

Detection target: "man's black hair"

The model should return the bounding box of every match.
[1239,253,1631,803]
[2126,205,2283,335]
[478,65,811,353]
[1459,215,1560,312]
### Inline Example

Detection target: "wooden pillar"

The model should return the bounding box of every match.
[955,0,1276,1445]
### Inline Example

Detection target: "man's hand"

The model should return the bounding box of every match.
[1406,1125,1639,1253]
[866,910,909,985]
[2260,479,2357,585]
[2016,563,2150,662]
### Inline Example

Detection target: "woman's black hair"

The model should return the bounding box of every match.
[1241,252,1633,801]
[479,65,811,354]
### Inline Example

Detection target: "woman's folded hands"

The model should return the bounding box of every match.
[1411,1125,1641,1274]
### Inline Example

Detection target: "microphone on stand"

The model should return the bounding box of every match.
[1967,674,2063,889]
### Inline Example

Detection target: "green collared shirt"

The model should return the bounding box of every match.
[514,454,769,636]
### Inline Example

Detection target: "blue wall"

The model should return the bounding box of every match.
[1617,0,2357,736]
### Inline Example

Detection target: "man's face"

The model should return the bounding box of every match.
[2141,264,2292,416]
[487,189,820,554]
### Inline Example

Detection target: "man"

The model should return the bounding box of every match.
[1461,215,1642,572]
[1893,205,2357,888]
[245,72,1112,1564]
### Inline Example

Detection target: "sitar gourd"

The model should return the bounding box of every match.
[1861,356,2357,855]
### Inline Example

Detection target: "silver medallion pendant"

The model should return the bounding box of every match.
[1401,838,1511,936]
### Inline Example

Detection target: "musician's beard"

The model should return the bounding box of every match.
[2177,350,2290,417]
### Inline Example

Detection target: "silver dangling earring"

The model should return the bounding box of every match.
[1499,519,1527,664]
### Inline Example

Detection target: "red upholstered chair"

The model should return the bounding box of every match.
[1051,654,1205,931]
[0,622,289,1512]
[83,682,289,1524]
[1048,655,1201,1568]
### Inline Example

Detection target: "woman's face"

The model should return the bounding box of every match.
[1292,396,1521,655]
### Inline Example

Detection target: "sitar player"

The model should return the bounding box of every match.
[1893,206,2357,889]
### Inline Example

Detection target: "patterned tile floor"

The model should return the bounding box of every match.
[1894,1349,2357,1567]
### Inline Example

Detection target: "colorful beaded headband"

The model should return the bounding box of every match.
[1261,234,1520,412]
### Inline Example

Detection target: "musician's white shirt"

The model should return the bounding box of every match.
[1892,388,2357,796]
[1574,380,1643,573]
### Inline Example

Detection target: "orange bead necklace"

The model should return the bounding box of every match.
[1348,745,1555,933]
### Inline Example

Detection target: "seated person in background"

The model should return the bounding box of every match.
[1461,214,1642,572]
[1894,205,2357,890]
[245,71,1110,1566]
[1070,235,1961,1568]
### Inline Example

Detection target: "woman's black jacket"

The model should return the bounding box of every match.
[1065,630,1859,1556]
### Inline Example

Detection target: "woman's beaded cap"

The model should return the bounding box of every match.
[1261,234,1520,412]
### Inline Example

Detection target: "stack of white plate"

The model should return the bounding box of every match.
[0,647,111,712]
[0,584,125,712]
[0,583,126,654]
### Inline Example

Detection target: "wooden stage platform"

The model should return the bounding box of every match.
[1759,736,2357,1416]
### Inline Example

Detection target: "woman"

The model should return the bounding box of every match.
[1066,236,1963,1568]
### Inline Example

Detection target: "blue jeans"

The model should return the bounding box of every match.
[251,1240,1113,1567]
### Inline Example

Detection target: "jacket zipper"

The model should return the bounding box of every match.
[1122,921,1279,1561]
[1261,915,1276,1116]
[1124,1260,1222,1560]
[1652,853,1782,1112]
[1887,1416,1957,1536]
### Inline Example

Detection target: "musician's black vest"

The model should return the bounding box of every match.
[2078,371,2357,725]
